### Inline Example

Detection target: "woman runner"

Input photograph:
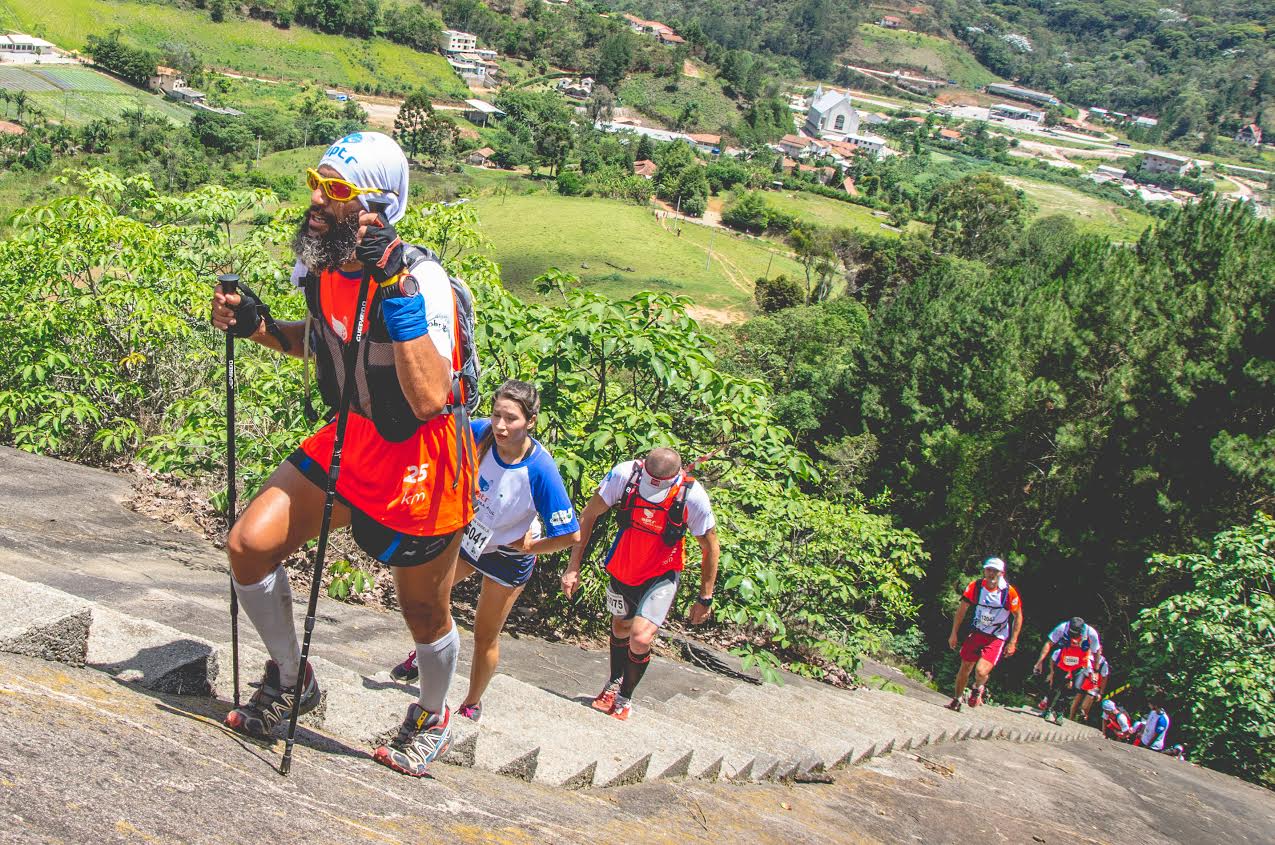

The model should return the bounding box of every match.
[390,380,580,720]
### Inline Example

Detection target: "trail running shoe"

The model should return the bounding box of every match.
[591,681,620,713]
[945,697,963,712]
[224,659,320,738]
[457,702,482,722]
[610,695,632,721]
[373,703,452,778]
[968,686,985,707]
[390,650,419,683]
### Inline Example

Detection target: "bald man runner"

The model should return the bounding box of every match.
[561,448,721,720]
[210,132,474,777]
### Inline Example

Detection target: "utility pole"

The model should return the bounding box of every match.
[705,226,716,270]
[764,251,774,280]
[255,135,261,162]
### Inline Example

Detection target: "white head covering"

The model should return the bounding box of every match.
[638,465,680,504]
[290,131,411,287]
[317,130,410,223]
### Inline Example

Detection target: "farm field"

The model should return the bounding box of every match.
[1001,175,1155,241]
[0,64,189,125]
[851,24,1003,89]
[0,0,470,99]
[467,192,801,316]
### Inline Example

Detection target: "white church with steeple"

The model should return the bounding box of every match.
[805,85,860,141]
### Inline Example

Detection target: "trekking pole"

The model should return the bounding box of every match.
[220,273,242,710]
[280,196,392,776]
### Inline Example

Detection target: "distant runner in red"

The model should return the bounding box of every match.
[946,557,1023,711]
[561,448,720,722]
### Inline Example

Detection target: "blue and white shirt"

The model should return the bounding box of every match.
[1140,709,1170,751]
[465,419,578,559]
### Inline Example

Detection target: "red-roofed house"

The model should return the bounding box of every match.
[633,159,658,179]
[466,147,497,166]
[1235,123,1263,146]
[938,128,963,141]
[877,15,903,28]
[687,133,721,153]
[778,134,818,157]
[842,176,858,195]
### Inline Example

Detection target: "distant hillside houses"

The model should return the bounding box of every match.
[622,13,685,44]
[555,76,594,100]
[1235,123,1263,146]
[989,103,1044,124]
[440,28,500,84]
[1141,149,1193,176]
[0,32,55,62]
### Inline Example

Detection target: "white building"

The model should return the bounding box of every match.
[440,30,477,54]
[804,85,860,140]
[1142,150,1192,176]
[0,33,54,59]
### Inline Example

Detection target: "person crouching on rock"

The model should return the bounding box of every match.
[561,448,720,721]
[387,380,581,722]
[210,131,474,778]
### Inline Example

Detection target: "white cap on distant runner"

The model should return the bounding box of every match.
[983,556,1006,572]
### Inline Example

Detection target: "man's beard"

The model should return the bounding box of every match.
[291,208,359,270]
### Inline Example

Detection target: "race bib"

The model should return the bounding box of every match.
[976,607,998,629]
[1061,655,1081,669]
[460,518,495,560]
[605,587,628,616]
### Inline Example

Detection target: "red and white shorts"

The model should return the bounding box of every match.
[960,630,1007,666]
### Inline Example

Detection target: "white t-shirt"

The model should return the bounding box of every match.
[465,419,578,559]
[597,460,716,536]
[1048,621,1102,656]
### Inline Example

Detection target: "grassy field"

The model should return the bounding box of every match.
[468,192,801,315]
[0,0,470,99]
[0,64,189,125]
[756,190,915,237]
[1002,175,1155,241]
[617,72,741,134]
[851,24,1002,89]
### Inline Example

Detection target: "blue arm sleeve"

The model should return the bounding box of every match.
[529,450,579,538]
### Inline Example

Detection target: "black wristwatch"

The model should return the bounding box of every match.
[379,272,419,299]
[695,596,714,607]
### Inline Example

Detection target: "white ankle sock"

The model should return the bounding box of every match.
[415,621,459,715]
[233,567,302,688]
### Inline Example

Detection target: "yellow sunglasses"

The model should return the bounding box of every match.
[305,168,397,203]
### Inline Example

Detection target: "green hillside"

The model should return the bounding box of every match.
[0,64,189,125]
[0,0,469,99]
[851,23,1002,88]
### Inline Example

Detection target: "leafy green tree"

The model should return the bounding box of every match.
[535,121,573,177]
[1132,514,1275,787]
[722,191,771,234]
[754,274,803,313]
[928,173,1026,262]
[393,93,456,165]
[634,133,655,163]
[594,31,633,90]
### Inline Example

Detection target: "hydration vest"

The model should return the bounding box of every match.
[1053,643,1090,675]
[967,580,1013,640]
[302,245,479,490]
[605,462,695,586]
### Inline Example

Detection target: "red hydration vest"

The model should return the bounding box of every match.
[1053,643,1090,675]
[605,463,695,587]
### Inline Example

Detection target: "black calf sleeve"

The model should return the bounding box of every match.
[620,647,651,698]
[608,635,630,685]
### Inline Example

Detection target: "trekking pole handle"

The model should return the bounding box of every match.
[218,273,240,297]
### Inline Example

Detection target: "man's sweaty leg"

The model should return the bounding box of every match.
[953,659,975,701]
[393,532,462,715]
[227,460,350,686]
[620,616,659,699]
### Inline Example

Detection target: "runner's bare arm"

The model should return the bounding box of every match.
[561,494,610,597]
[210,287,307,358]
[687,528,720,625]
[392,337,451,420]
[523,528,581,556]
[949,599,970,649]
[1007,605,1024,656]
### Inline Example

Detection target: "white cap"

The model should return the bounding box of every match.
[983,556,1006,572]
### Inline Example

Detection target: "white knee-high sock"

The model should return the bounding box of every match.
[233,567,302,688]
[415,621,459,715]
